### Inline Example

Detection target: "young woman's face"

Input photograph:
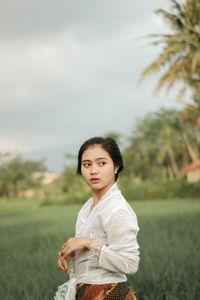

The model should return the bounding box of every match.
[81,144,119,194]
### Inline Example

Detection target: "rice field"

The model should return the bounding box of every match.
[0,198,200,300]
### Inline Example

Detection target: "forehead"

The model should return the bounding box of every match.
[82,144,111,160]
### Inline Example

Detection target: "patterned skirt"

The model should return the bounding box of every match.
[76,282,137,300]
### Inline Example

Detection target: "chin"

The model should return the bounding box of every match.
[90,183,104,191]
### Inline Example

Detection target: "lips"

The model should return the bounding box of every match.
[90,178,100,183]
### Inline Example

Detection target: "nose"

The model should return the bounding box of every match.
[90,164,98,174]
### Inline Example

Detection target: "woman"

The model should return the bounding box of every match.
[54,137,140,300]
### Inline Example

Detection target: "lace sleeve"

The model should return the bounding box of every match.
[88,241,103,267]
[91,208,140,275]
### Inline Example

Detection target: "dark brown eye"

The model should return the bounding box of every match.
[83,162,91,167]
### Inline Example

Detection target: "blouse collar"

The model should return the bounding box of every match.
[98,182,119,202]
[84,182,120,221]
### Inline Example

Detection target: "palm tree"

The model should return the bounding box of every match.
[178,106,200,162]
[139,0,200,108]
[123,108,187,180]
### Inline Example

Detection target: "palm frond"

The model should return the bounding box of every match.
[191,49,200,72]
[154,57,189,94]
[171,0,183,12]
[139,0,200,107]
[138,53,171,84]
[155,9,184,30]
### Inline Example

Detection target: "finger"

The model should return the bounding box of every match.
[60,248,66,257]
[57,257,66,273]
[62,252,69,259]
[62,248,73,259]
[61,245,70,257]
[61,242,68,251]
[62,258,69,274]
[59,256,69,274]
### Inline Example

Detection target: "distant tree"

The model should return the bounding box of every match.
[0,156,48,197]
[61,165,77,193]
[23,158,47,173]
[178,106,200,162]
[0,152,16,166]
[139,0,200,108]
[123,108,198,180]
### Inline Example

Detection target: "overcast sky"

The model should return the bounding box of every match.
[0,0,183,159]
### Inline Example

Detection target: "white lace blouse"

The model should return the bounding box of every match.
[54,183,140,300]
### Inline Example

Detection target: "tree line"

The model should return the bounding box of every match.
[123,106,200,181]
[1,104,199,199]
[0,157,46,197]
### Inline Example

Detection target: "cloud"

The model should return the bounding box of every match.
[0,0,161,39]
[0,0,182,155]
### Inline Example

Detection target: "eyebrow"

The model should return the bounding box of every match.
[82,157,108,162]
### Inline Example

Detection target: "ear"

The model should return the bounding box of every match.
[114,166,119,174]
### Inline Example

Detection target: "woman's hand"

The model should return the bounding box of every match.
[60,237,93,258]
[57,237,93,274]
[57,253,70,274]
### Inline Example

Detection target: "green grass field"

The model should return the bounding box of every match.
[0,198,200,300]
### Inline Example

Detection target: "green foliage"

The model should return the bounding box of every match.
[23,158,47,173]
[123,107,200,181]
[0,156,47,197]
[1,107,199,202]
[41,107,200,206]
[41,174,200,206]
[0,199,199,300]
[61,165,78,193]
[61,165,91,202]
[42,167,91,206]
[139,0,200,107]
[118,176,200,201]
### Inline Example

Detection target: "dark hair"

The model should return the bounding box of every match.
[77,136,123,181]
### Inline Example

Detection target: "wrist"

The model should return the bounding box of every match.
[86,238,93,250]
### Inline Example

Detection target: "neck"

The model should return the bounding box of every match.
[92,182,115,205]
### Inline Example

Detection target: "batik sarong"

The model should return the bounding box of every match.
[76,282,137,300]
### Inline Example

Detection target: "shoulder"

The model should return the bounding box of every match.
[100,185,137,225]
